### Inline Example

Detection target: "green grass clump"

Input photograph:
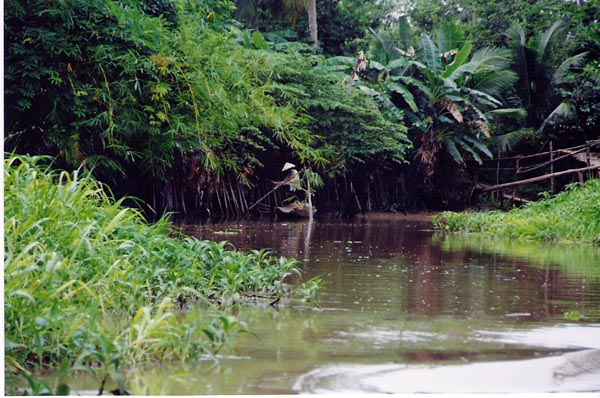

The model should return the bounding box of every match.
[4,155,321,394]
[433,179,600,244]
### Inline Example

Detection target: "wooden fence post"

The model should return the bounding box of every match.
[585,141,591,181]
[550,141,554,193]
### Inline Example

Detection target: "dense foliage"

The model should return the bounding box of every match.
[332,20,523,206]
[234,0,390,55]
[3,0,599,212]
[5,0,599,392]
[401,0,599,51]
[4,0,314,183]
[353,1,599,208]
[4,155,321,394]
[5,0,411,214]
[433,179,600,244]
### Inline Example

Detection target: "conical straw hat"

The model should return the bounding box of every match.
[282,162,296,171]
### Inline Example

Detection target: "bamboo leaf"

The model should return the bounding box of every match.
[9,290,36,304]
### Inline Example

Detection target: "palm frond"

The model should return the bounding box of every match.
[491,128,534,154]
[505,24,527,47]
[484,108,527,120]
[536,20,566,65]
[505,24,532,107]
[448,47,511,85]
[553,52,588,84]
[537,101,575,135]
[469,47,513,71]
[473,69,519,97]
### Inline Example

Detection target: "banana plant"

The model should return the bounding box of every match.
[408,33,524,164]
[352,22,524,179]
[327,20,525,173]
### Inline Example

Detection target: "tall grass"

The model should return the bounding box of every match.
[433,179,600,244]
[4,155,322,394]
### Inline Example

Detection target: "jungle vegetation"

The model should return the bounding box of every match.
[5,0,599,215]
[5,0,599,216]
[433,178,600,243]
[4,155,322,394]
[4,0,600,392]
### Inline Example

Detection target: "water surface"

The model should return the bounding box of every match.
[62,214,600,393]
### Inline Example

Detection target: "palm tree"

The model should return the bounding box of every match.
[506,21,588,140]
[308,0,318,49]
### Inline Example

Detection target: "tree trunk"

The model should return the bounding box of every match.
[308,0,318,49]
[252,0,260,31]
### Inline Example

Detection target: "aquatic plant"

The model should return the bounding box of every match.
[433,179,600,244]
[4,154,321,394]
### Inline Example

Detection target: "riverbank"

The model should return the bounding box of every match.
[433,179,600,244]
[352,211,438,224]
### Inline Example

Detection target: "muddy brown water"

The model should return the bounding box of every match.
[40,214,600,394]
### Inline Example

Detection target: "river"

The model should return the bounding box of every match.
[57,214,600,394]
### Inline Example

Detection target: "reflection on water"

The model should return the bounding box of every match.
[183,215,600,322]
[46,214,600,394]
